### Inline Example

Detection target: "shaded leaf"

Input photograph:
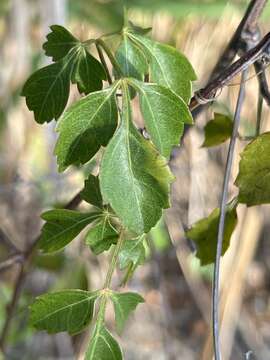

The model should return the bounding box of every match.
[85,325,122,360]
[202,113,233,147]
[128,32,196,103]
[81,174,103,208]
[72,48,107,95]
[236,132,270,206]
[100,89,174,234]
[186,202,238,265]
[39,209,101,253]
[119,236,146,270]
[22,51,77,124]
[43,25,79,61]
[30,290,98,335]
[128,21,152,35]
[111,292,144,334]
[116,34,147,80]
[130,79,192,157]
[85,216,118,254]
[55,85,118,171]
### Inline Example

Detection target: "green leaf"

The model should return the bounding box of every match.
[202,113,233,147]
[110,292,144,334]
[100,88,174,234]
[72,48,107,95]
[186,202,238,265]
[119,236,146,270]
[128,21,152,35]
[39,209,101,253]
[115,34,147,80]
[235,132,270,206]
[85,216,118,254]
[85,325,122,360]
[43,25,79,61]
[30,290,98,335]
[128,32,196,103]
[81,174,103,208]
[130,79,192,157]
[55,85,118,171]
[22,51,77,124]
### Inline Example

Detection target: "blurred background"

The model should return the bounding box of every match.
[1,0,270,359]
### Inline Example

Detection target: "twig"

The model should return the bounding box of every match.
[189,31,270,111]
[96,43,113,85]
[0,254,24,273]
[213,69,248,360]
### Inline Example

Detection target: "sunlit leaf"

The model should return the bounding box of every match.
[128,32,196,102]
[118,236,146,271]
[30,290,98,335]
[186,201,238,265]
[110,292,144,333]
[86,325,122,360]
[236,132,270,206]
[202,113,233,147]
[130,79,192,157]
[39,209,101,253]
[55,85,118,171]
[100,88,174,234]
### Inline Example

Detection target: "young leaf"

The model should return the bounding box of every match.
[80,174,103,209]
[202,113,233,147]
[22,51,77,124]
[85,325,122,360]
[85,216,118,255]
[129,79,192,158]
[43,25,79,61]
[39,209,101,253]
[186,202,238,265]
[72,48,107,95]
[55,85,118,171]
[30,290,98,335]
[119,236,146,270]
[235,132,270,206]
[115,34,147,80]
[110,292,144,334]
[128,33,196,103]
[100,88,174,234]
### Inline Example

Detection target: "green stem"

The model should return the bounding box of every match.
[96,229,125,324]
[256,92,263,136]
[96,38,123,78]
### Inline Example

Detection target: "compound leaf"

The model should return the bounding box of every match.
[85,216,118,254]
[128,32,196,103]
[235,132,270,206]
[43,24,79,61]
[22,52,77,124]
[186,202,238,265]
[110,292,144,334]
[202,113,233,147]
[85,325,122,360]
[39,209,101,253]
[100,89,174,234]
[81,174,103,209]
[55,85,118,171]
[130,79,192,157]
[72,48,107,95]
[30,290,98,335]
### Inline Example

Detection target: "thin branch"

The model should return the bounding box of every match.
[0,254,24,273]
[189,31,270,111]
[213,69,248,360]
[96,43,113,85]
